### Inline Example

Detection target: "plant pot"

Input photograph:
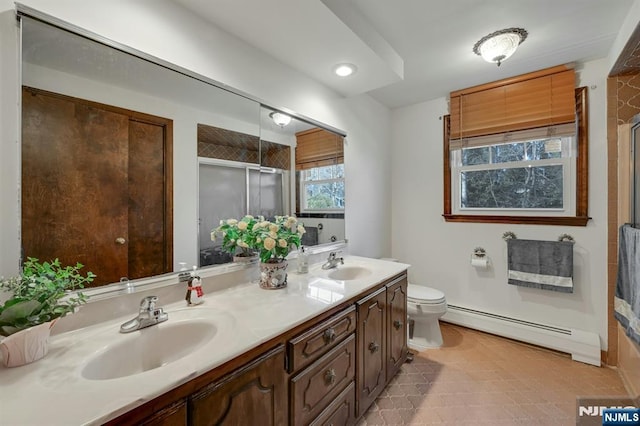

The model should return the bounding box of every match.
[259,259,288,290]
[0,320,56,368]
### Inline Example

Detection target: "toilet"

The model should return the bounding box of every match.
[407,284,447,350]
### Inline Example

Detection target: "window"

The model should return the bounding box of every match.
[443,86,589,226]
[299,163,344,212]
[452,134,574,215]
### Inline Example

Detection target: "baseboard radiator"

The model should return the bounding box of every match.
[441,305,601,366]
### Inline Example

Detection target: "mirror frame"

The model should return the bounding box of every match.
[16,4,347,301]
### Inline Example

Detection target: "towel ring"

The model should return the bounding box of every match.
[502,231,517,241]
[558,233,574,242]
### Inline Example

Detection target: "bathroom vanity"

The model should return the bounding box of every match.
[0,256,408,425]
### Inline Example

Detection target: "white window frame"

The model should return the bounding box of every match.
[451,136,576,216]
[299,164,345,214]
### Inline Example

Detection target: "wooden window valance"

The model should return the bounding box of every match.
[295,128,344,170]
[449,65,576,140]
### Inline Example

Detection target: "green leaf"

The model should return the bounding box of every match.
[0,299,42,323]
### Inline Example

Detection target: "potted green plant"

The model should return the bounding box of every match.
[212,215,260,262]
[250,215,305,289]
[0,257,95,367]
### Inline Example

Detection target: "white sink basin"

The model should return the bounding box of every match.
[327,266,372,281]
[82,311,227,380]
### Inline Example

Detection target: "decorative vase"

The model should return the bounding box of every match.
[0,320,56,368]
[259,259,288,290]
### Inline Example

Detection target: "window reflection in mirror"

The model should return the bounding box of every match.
[261,107,346,247]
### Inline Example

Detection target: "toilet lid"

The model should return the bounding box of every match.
[408,284,445,304]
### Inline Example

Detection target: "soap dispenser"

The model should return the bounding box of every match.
[185,266,204,305]
[297,246,309,274]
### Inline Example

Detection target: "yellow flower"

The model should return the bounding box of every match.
[269,231,278,239]
[269,224,279,233]
[237,221,248,231]
[226,219,238,225]
[256,237,262,243]
[264,237,276,250]
[286,217,297,228]
[278,239,288,248]
[237,240,248,248]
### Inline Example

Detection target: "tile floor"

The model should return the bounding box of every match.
[358,323,630,425]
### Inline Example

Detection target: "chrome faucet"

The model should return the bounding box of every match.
[120,296,169,333]
[322,251,344,270]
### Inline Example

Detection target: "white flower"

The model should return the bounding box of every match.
[237,221,248,231]
[237,240,248,248]
[256,237,262,243]
[245,215,254,220]
[210,231,216,241]
[219,220,224,225]
[278,239,288,248]
[264,237,276,250]
[269,231,278,239]
[260,221,270,228]
[297,224,306,235]
[226,219,238,225]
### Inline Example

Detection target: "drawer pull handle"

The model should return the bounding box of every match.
[368,342,380,353]
[323,328,337,344]
[325,368,336,385]
[394,320,404,330]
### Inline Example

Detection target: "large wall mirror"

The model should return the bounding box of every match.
[19,15,345,290]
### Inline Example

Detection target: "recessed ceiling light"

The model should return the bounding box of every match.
[333,63,357,77]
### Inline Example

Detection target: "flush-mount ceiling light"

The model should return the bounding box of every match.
[473,28,528,66]
[269,111,291,127]
[333,63,357,77]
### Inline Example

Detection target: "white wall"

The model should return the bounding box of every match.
[0,0,392,277]
[391,58,611,349]
[608,0,640,73]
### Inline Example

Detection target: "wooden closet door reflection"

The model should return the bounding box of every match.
[22,88,129,285]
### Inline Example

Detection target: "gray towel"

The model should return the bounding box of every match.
[615,224,640,345]
[507,239,574,293]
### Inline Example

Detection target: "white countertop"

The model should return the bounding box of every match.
[0,256,409,426]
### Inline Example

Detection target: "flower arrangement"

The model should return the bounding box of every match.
[251,216,305,263]
[212,215,305,263]
[212,215,260,258]
[0,258,94,337]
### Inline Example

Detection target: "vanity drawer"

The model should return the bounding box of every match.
[288,306,356,372]
[291,333,356,426]
[309,381,356,426]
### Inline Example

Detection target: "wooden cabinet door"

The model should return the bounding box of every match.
[22,87,130,285]
[138,399,187,426]
[189,346,287,426]
[386,276,408,380]
[356,287,386,417]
